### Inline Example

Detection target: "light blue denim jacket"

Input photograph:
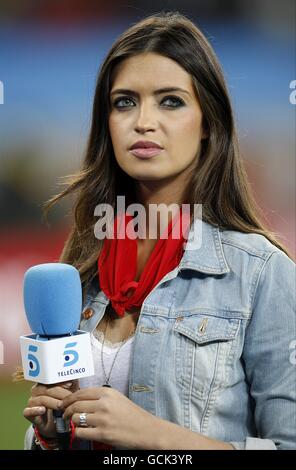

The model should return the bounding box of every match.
[25,218,296,450]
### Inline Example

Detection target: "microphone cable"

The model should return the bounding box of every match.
[53,409,71,450]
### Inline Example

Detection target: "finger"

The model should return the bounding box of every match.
[31,383,48,396]
[59,381,79,392]
[59,382,74,390]
[70,380,79,393]
[71,412,97,428]
[74,427,106,442]
[63,401,98,419]
[32,385,73,400]
[62,387,103,408]
[23,406,46,426]
[23,406,46,418]
[47,382,75,391]
[28,396,63,410]
[43,386,73,400]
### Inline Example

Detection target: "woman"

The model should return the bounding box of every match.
[23,11,295,450]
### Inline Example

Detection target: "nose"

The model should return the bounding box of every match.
[134,101,157,133]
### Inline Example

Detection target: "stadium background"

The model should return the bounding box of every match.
[0,0,295,449]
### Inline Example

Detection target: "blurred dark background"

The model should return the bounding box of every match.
[0,0,295,449]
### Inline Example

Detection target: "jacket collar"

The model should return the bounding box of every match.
[179,218,230,274]
[85,218,230,303]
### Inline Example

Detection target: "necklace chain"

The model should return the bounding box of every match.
[100,312,135,387]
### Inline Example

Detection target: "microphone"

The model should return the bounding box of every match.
[20,263,95,449]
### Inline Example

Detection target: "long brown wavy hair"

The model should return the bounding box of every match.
[43,10,292,297]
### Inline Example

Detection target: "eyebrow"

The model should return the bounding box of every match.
[110,87,191,97]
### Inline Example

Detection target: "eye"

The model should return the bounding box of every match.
[161,95,185,108]
[113,97,135,108]
[112,95,185,110]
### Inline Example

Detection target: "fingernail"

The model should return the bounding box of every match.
[57,401,63,409]
[38,407,45,414]
[63,382,73,389]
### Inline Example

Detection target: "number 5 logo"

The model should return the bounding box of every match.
[28,345,40,377]
[63,342,79,367]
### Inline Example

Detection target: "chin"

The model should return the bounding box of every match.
[132,173,164,181]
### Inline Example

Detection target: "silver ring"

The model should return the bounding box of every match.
[79,412,88,427]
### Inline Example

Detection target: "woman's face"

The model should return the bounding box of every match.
[108,52,205,187]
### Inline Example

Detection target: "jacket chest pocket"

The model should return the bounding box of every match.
[173,313,240,400]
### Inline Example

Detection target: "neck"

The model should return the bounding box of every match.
[134,174,190,240]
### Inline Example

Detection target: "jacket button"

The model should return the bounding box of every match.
[198,318,208,334]
[83,308,94,320]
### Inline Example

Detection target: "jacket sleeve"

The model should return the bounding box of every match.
[232,250,296,450]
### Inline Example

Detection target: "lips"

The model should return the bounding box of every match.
[129,140,163,150]
[130,147,163,159]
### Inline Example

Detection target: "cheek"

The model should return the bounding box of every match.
[109,119,126,153]
[172,116,202,152]
[108,119,114,137]
[168,108,202,139]
[109,116,131,167]
[179,111,203,136]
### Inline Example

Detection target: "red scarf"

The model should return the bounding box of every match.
[98,206,191,317]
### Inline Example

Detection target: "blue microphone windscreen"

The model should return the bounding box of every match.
[23,263,82,336]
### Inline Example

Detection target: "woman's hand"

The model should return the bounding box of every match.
[62,387,159,449]
[23,381,77,439]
